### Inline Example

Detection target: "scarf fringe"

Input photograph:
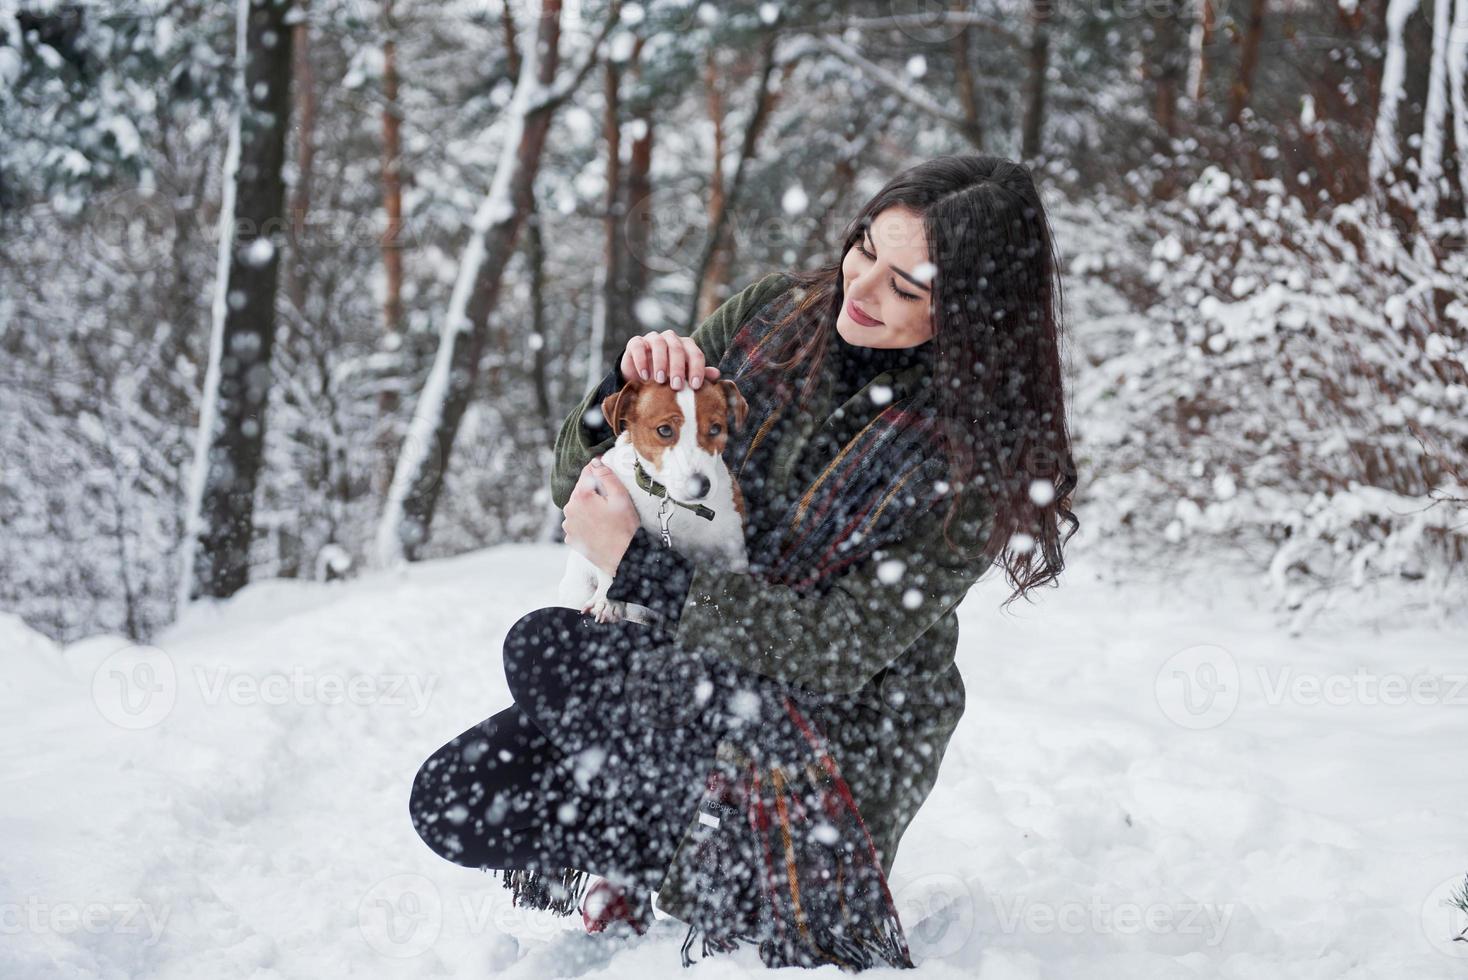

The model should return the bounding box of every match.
[680,913,914,971]
[671,696,915,972]
[488,867,593,917]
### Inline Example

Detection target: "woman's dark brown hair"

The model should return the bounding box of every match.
[759,154,1079,606]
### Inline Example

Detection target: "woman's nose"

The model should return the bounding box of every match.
[849,262,884,303]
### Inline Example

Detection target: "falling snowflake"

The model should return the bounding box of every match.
[241,237,275,268]
[782,185,808,215]
[728,689,761,721]
[634,296,662,328]
[877,559,906,585]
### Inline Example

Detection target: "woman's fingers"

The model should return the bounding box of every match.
[682,338,706,390]
[620,332,712,387]
[661,330,686,389]
[645,333,667,383]
[623,336,650,382]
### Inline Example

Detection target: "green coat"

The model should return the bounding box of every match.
[551,272,995,920]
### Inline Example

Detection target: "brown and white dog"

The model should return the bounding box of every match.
[559,378,750,624]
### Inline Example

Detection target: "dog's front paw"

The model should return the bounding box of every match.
[587,597,627,624]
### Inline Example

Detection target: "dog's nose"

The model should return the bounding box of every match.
[687,474,712,500]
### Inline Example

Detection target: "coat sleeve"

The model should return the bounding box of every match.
[549,271,793,509]
[606,526,696,621]
[671,494,996,696]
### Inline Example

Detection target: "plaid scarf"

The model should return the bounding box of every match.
[673,693,913,970]
[499,286,947,970]
[719,288,948,591]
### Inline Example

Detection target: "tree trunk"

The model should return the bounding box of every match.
[598,55,625,369]
[526,204,552,427]
[1417,0,1454,220]
[1370,0,1425,211]
[286,2,314,315]
[376,0,406,498]
[621,37,654,335]
[180,0,295,605]
[686,34,781,331]
[381,0,405,338]
[1228,0,1268,126]
[951,2,984,150]
[695,50,729,323]
[1132,0,1189,196]
[375,0,609,564]
[1186,0,1215,103]
[1021,0,1051,160]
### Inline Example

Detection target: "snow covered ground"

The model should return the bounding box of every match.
[3,538,1467,979]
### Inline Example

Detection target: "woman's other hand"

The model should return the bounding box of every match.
[620,330,721,391]
[562,458,639,576]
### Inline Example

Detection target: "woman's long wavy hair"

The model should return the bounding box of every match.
[760,154,1079,606]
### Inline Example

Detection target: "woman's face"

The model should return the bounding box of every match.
[836,206,935,349]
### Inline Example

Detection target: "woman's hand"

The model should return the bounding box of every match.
[562,458,640,576]
[621,330,722,391]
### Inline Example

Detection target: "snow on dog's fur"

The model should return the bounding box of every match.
[558,378,749,624]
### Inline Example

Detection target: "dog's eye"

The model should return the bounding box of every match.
[657,424,675,438]
[708,424,722,436]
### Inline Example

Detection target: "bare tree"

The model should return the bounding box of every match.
[1186,0,1216,103]
[684,29,784,330]
[1228,0,1268,126]
[179,0,296,605]
[597,48,625,368]
[1021,0,1053,160]
[620,35,654,338]
[381,0,405,339]
[374,0,617,565]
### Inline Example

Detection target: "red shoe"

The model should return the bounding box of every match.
[580,877,653,936]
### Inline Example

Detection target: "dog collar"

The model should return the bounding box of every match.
[633,460,716,522]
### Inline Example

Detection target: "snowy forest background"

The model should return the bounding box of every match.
[2,0,1465,645]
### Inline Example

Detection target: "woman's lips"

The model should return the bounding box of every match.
[847,298,883,327]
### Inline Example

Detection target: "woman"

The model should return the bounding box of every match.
[409,154,1079,968]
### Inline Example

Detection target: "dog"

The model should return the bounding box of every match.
[559,377,749,625]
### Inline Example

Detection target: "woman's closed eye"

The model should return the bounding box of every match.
[857,237,921,302]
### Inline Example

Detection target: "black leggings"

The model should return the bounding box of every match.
[409,607,761,895]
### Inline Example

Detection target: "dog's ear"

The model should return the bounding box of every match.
[720,379,749,431]
[600,380,639,436]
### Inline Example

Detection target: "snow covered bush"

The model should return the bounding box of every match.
[1073,166,1467,616]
